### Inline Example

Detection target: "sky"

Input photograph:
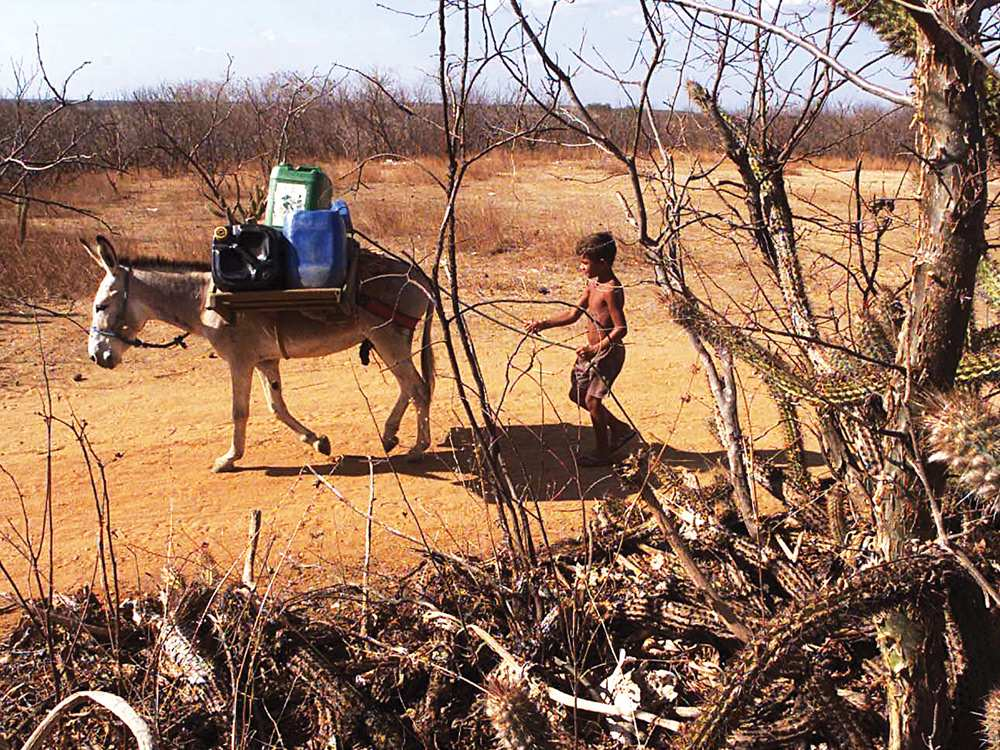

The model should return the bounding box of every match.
[0,0,908,107]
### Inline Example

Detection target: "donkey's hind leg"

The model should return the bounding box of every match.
[380,390,407,454]
[213,362,253,473]
[255,360,331,456]
[374,330,431,460]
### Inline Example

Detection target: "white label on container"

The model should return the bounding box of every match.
[271,183,308,226]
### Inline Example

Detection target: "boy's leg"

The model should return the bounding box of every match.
[586,395,613,459]
[586,348,633,457]
[606,408,631,439]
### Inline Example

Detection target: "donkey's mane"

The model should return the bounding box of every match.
[119,255,211,273]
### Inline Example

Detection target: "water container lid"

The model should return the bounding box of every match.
[332,199,353,233]
[271,163,324,176]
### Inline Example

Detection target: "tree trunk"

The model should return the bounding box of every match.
[879,6,987,747]
[16,195,29,252]
[907,14,986,391]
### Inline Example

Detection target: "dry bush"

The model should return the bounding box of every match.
[4,451,1000,749]
[347,157,447,186]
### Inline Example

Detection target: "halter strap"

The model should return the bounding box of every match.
[89,326,190,350]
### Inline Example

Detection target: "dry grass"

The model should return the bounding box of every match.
[0,147,917,303]
[0,220,104,299]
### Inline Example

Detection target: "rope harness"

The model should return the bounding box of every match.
[89,267,191,350]
[358,293,420,331]
[90,268,417,356]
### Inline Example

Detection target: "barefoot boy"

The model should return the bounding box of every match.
[526,232,633,466]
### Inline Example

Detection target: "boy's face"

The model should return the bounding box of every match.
[579,255,607,278]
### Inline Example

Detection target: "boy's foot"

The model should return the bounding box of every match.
[577,451,613,467]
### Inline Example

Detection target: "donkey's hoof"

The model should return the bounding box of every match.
[382,435,400,453]
[314,435,332,455]
[404,449,426,463]
[212,457,237,473]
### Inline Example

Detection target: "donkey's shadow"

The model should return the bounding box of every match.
[250,449,460,481]
[249,422,629,501]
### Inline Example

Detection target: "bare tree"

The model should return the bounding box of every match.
[0,35,106,249]
[134,61,336,223]
[425,0,553,580]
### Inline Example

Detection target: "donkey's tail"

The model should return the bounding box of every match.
[420,303,435,402]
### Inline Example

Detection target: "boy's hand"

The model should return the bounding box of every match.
[576,343,598,359]
[525,320,545,334]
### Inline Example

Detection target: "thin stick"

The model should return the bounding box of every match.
[242,509,262,590]
[361,458,376,636]
[308,466,492,583]
[423,607,693,730]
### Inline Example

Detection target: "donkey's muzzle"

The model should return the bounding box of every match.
[91,350,115,369]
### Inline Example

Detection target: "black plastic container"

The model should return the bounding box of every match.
[211,224,287,292]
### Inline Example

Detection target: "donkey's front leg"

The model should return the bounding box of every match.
[255,360,330,455]
[213,363,253,473]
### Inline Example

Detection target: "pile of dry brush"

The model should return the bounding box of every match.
[4,443,1000,749]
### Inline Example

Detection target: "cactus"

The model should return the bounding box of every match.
[771,387,810,485]
[680,550,955,749]
[835,0,916,57]
[984,687,1000,750]
[834,0,1000,156]
[979,255,1000,309]
[956,347,1000,386]
[825,486,849,544]
[971,323,1000,352]
[687,81,822,361]
[923,392,1000,509]
[672,288,1000,406]
[667,293,891,405]
[858,307,897,362]
[484,672,554,750]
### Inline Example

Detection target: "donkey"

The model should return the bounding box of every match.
[83,235,435,472]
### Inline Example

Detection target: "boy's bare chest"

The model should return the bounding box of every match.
[585,289,614,323]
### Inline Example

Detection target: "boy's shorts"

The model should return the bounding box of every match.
[570,345,625,405]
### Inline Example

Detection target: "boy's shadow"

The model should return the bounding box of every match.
[441,423,826,504]
[442,422,634,503]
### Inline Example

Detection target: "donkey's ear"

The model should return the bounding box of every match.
[95,235,119,272]
[79,238,106,271]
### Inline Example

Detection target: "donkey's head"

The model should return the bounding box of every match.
[83,236,148,369]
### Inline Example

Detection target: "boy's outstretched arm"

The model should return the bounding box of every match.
[525,288,589,334]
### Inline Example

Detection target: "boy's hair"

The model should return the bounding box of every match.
[575,231,616,265]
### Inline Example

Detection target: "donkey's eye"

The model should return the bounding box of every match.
[95,303,108,313]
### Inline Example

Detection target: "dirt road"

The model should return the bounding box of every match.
[0,280,744,597]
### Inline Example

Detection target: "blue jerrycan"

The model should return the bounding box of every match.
[283,207,348,288]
